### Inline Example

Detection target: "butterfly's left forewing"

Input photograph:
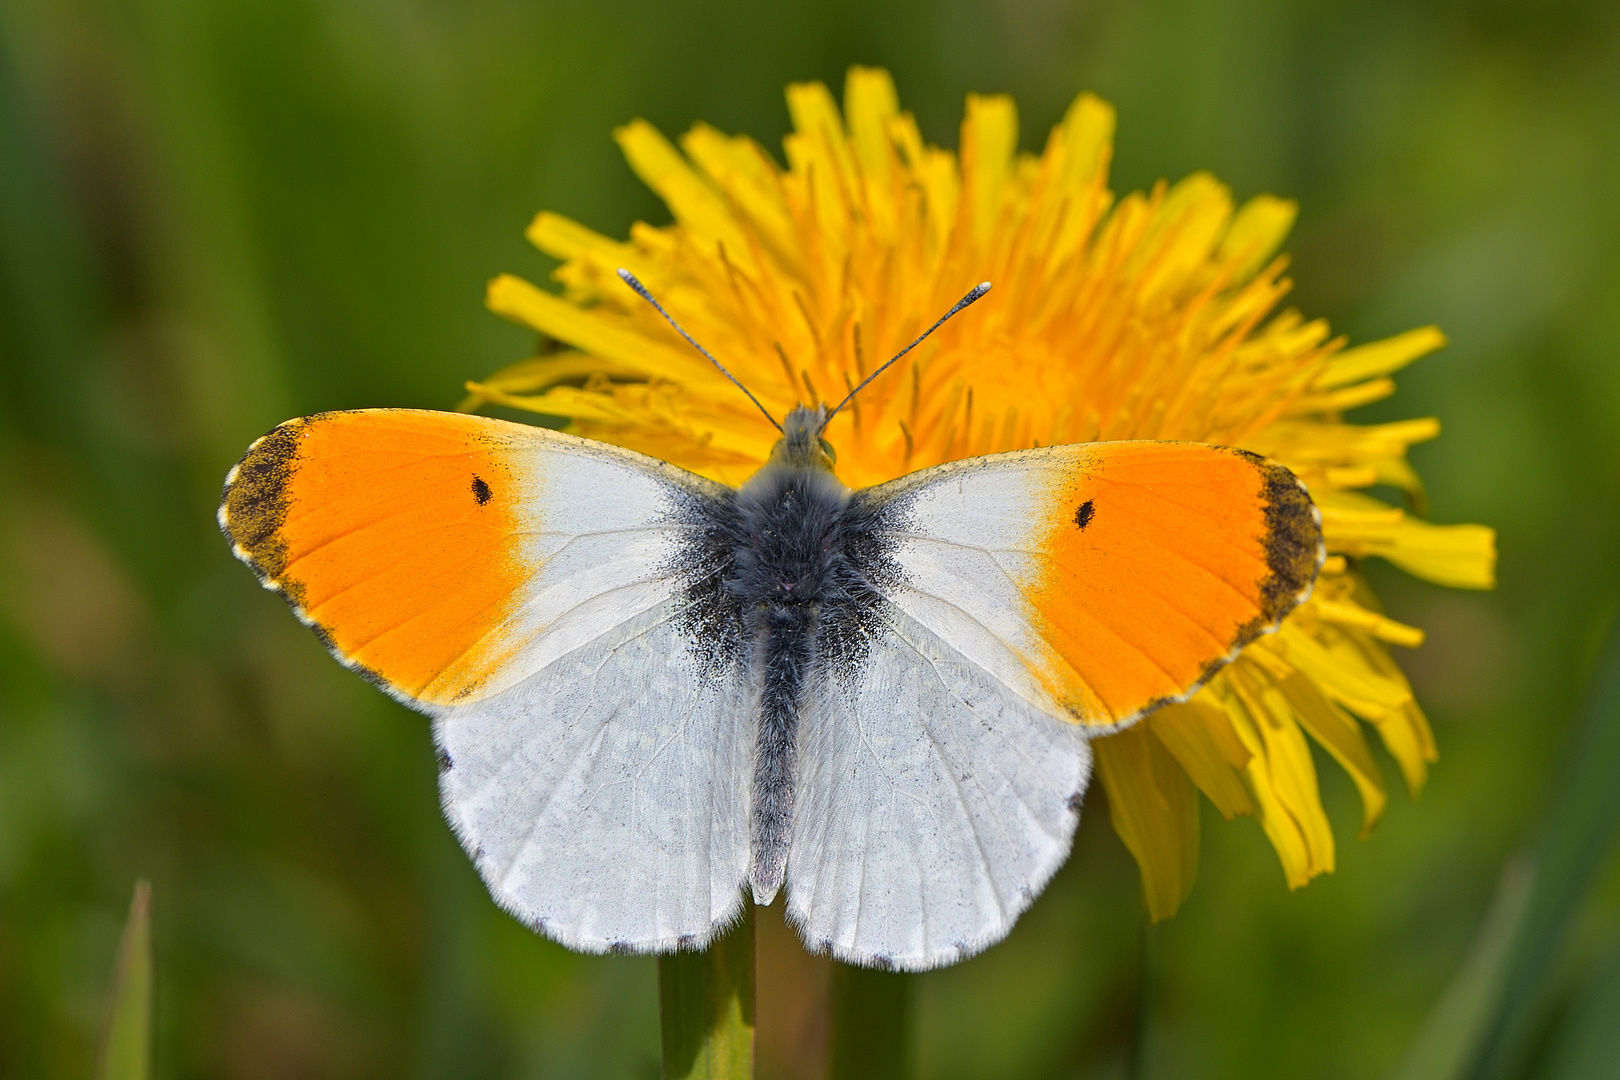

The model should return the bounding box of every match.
[221,410,752,952]
[858,440,1322,732]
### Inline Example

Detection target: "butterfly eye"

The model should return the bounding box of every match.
[818,438,837,464]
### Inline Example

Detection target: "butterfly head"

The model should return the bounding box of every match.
[615,267,988,485]
[769,404,838,473]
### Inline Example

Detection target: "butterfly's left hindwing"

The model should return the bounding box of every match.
[786,605,1089,970]
[781,440,1321,969]
[220,409,752,952]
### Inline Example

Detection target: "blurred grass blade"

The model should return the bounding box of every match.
[828,964,910,1080]
[97,880,153,1080]
[660,900,754,1079]
[1394,618,1620,1080]
[1539,941,1620,1079]
[1461,618,1620,1080]
[1385,856,1535,1080]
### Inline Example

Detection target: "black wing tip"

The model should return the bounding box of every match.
[219,414,393,693]
[1253,457,1326,623]
[220,417,309,585]
[1085,450,1325,734]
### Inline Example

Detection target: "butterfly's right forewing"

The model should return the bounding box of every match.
[221,409,753,953]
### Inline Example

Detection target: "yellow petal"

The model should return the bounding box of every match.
[614,120,755,268]
[1096,722,1199,921]
[526,212,643,278]
[463,351,651,398]
[1286,376,1398,416]
[1274,669,1388,836]
[678,125,799,265]
[1318,490,1498,588]
[1268,620,1414,721]
[1148,700,1254,819]
[485,274,713,386]
[844,66,901,240]
[1216,194,1297,283]
[1380,519,1498,589]
[1316,325,1448,389]
[1341,633,1439,794]
[1225,663,1337,882]
[1312,597,1427,648]
[960,93,1019,247]
[1133,173,1232,301]
[1055,92,1115,188]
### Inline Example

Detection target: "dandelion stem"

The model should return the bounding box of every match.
[659,900,756,1079]
[828,963,911,1080]
[1126,918,1160,1080]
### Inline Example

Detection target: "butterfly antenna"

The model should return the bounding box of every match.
[826,281,992,422]
[617,268,782,432]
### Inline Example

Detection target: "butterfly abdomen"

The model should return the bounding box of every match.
[728,462,888,903]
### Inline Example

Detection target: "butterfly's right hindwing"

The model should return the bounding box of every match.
[436,598,752,953]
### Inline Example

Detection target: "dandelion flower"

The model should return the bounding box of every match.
[468,68,1496,919]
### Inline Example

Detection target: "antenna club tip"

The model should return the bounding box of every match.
[977,281,992,293]
[617,267,655,301]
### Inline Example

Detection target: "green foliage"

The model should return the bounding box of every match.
[97,882,153,1080]
[660,906,756,1080]
[1,0,1619,1077]
[829,965,911,1080]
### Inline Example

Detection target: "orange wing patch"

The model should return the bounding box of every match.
[221,410,529,705]
[1029,442,1321,727]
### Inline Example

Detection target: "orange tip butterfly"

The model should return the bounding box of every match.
[219,276,1322,971]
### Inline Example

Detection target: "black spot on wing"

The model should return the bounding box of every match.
[471,475,492,505]
[1073,499,1095,530]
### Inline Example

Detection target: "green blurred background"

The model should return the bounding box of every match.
[2,0,1618,1077]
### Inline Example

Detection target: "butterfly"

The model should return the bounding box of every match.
[219,277,1322,971]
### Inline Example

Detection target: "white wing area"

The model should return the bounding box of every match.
[426,430,752,953]
[454,433,721,705]
[861,458,1076,719]
[786,606,1089,971]
[434,602,751,952]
